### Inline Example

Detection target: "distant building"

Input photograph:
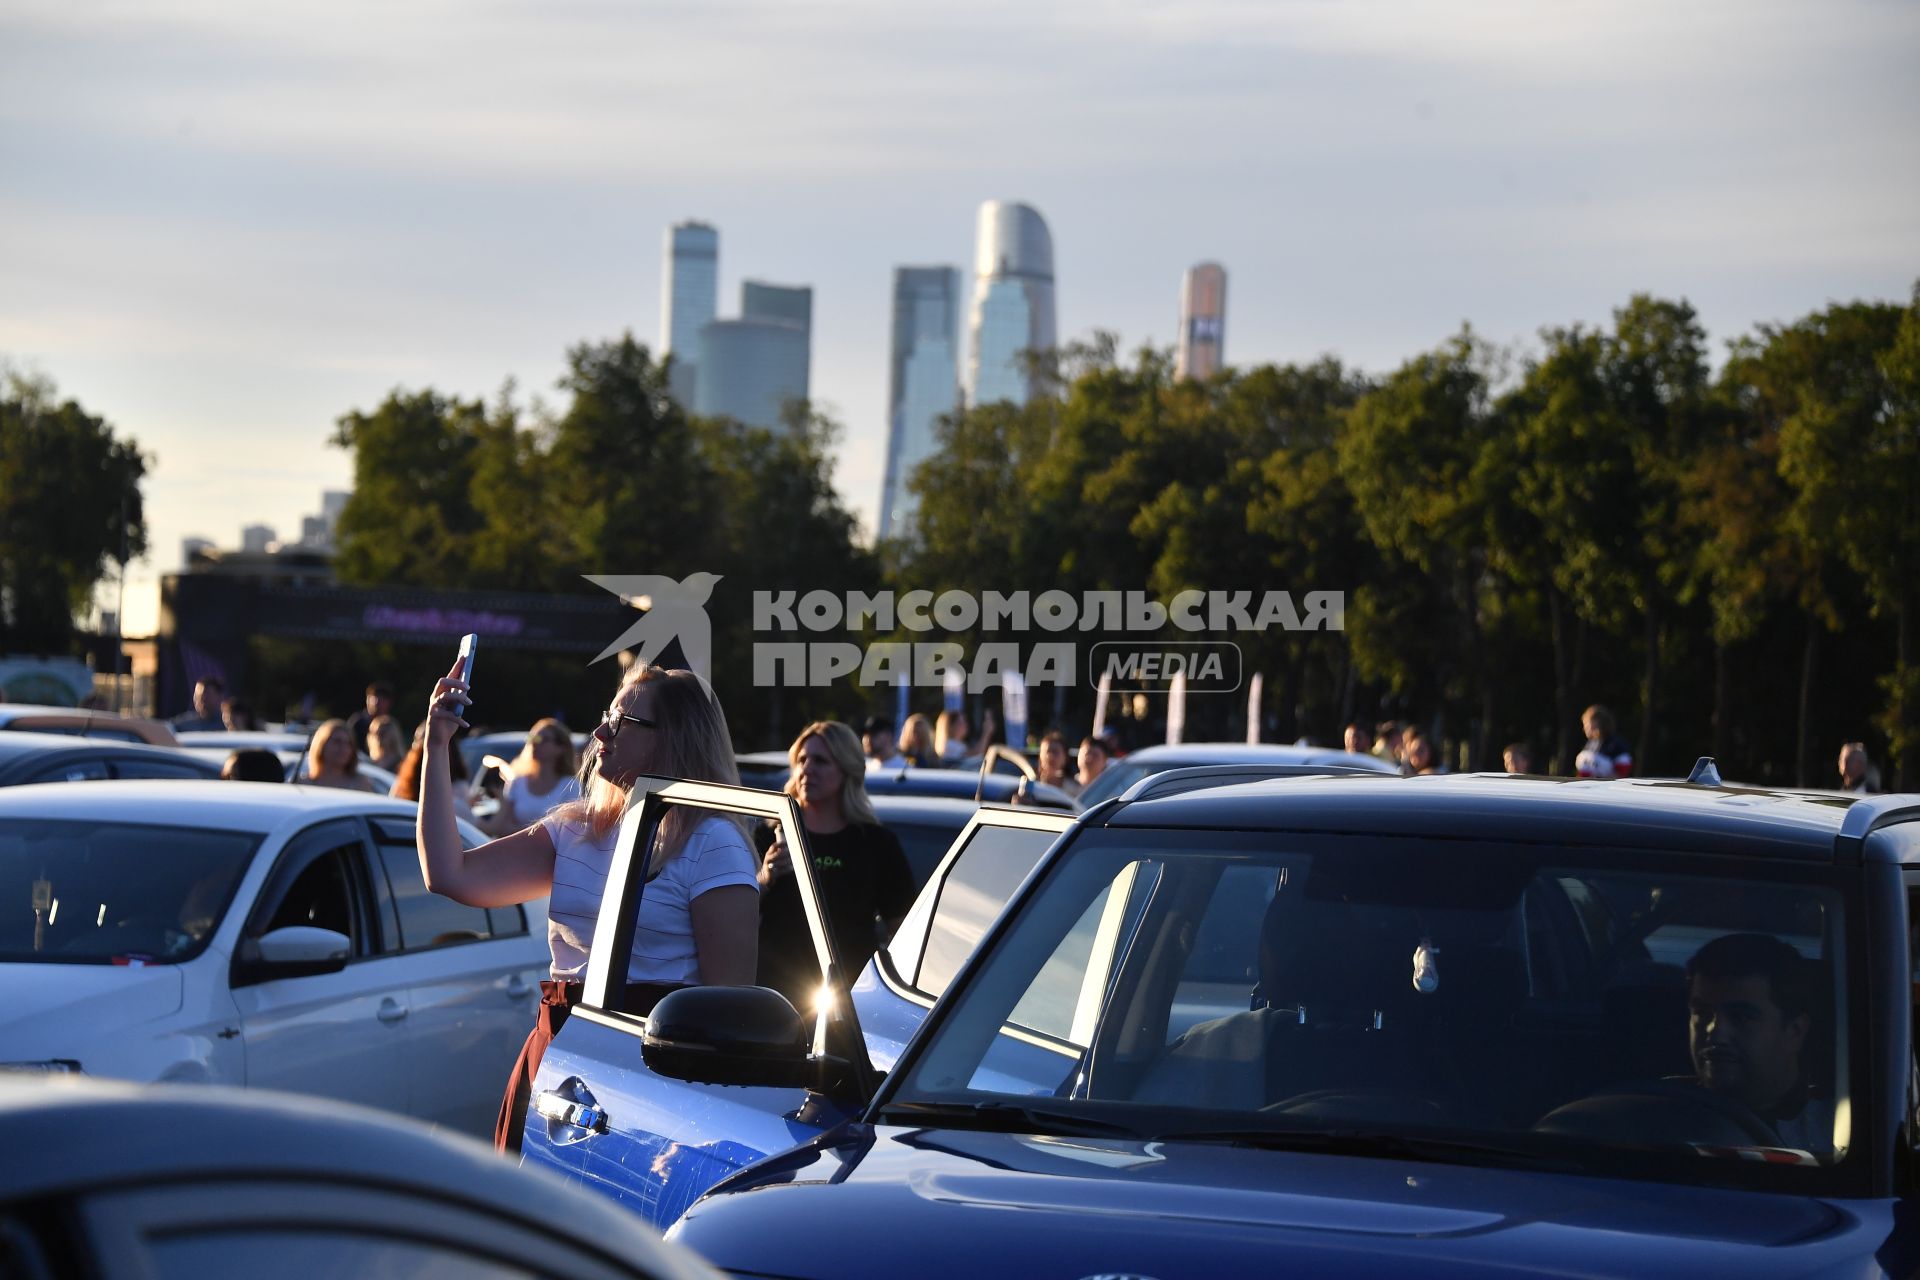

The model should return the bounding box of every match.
[742,280,812,331]
[181,537,214,568]
[695,280,811,430]
[661,221,720,408]
[966,201,1055,407]
[1176,263,1228,380]
[300,516,330,547]
[240,524,276,554]
[879,266,961,541]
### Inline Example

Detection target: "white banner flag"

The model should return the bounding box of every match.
[1090,671,1111,739]
[1001,670,1029,753]
[1246,672,1264,743]
[943,667,965,712]
[1166,670,1187,745]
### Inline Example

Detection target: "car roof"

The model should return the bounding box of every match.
[0,1079,713,1279]
[865,793,999,823]
[0,777,424,832]
[1098,771,1914,861]
[176,729,313,747]
[0,731,201,764]
[1110,741,1402,773]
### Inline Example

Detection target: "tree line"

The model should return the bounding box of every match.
[899,289,1920,788]
[7,285,1916,789]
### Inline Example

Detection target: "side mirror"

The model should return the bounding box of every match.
[234,926,351,985]
[642,986,812,1088]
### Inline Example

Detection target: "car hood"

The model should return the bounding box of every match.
[671,1126,1903,1278]
[0,963,185,1053]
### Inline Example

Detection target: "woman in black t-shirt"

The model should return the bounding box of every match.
[757,720,916,1009]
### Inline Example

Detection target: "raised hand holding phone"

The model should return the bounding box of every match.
[426,639,476,750]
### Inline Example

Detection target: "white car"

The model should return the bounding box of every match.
[0,781,549,1139]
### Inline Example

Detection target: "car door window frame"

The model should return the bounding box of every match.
[231,819,379,988]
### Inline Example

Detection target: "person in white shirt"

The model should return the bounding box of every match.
[414,661,757,1154]
[483,717,584,834]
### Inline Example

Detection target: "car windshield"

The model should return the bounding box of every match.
[0,819,260,964]
[884,830,1857,1194]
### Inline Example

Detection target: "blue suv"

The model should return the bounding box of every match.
[534,771,1920,1276]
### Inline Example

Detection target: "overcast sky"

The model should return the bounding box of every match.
[3,0,1916,634]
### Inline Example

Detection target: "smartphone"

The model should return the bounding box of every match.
[456,633,479,687]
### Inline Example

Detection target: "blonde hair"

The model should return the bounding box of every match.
[552,666,740,874]
[785,721,878,826]
[935,709,969,758]
[513,717,578,779]
[900,713,936,765]
[306,719,361,780]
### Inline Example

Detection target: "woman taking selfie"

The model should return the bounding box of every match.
[415,659,758,1153]
[756,721,915,1009]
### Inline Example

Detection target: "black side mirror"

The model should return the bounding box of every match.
[642,986,812,1088]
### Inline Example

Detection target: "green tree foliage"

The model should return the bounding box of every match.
[0,372,147,654]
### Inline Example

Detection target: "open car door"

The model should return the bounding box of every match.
[520,778,868,1228]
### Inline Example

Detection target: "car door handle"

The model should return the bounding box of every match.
[377,998,409,1024]
[506,975,533,1000]
[534,1090,608,1134]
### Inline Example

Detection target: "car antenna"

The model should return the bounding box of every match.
[1686,757,1722,786]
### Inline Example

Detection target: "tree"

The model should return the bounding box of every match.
[0,371,148,654]
[1777,292,1920,785]
[329,389,489,587]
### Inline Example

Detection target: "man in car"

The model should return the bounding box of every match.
[1686,932,1832,1153]
[861,716,907,771]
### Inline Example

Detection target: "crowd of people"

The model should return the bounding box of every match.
[158,659,1893,1156]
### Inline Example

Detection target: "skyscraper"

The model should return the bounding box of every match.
[1177,262,1228,380]
[966,201,1055,407]
[661,221,719,407]
[880,266,960,541]
[695,280,811,430]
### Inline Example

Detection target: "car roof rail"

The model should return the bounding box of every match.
[1833,794,1920,865]
[1118,762,1375,804]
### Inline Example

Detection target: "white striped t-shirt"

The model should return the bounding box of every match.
[541,813,759,983]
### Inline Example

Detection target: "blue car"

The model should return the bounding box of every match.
[538,768,1920,1274]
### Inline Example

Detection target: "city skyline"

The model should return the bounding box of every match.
[694,279,812,430]
[5,0,1913,636]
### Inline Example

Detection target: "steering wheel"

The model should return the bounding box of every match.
[1534,1078,1779,1147]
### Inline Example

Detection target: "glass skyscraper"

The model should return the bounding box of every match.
[1176,262,1228,381]
[694,280,812,430]
[879,266,960,541]
[661,221,719,408]
[966,201,1055,407]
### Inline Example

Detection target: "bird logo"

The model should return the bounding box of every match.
[584,572,723,696]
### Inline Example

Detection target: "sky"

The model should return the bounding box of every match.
[2,0,1916,637]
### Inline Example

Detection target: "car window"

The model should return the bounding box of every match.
[263,848,360,945]
[111,757,210,781]
[0,819,258,964]
[892,832,1857,1196]
[374,841,494,950]
[28,757,110,784]
[889,821,966,888]
[911,824,1062,998]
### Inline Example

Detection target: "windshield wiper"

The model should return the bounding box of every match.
[877,1099,1143,1140]
[1155,1126,1581,1172]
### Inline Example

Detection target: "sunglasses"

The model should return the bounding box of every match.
[600,710,658,740]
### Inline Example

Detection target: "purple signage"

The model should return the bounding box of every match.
[361,606,528,637]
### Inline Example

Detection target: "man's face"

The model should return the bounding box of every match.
[1689,972,1808,1111]
[1077,743,1108,784]
[368,690,391,716]
[1343,726,1369,754]
[1582,714,1602,740]
[1839,747,1864,783]
[193,682,221,716]
[864,728,895,761]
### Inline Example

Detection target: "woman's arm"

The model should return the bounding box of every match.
[690,885,759,985]
[415,659,557,908]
